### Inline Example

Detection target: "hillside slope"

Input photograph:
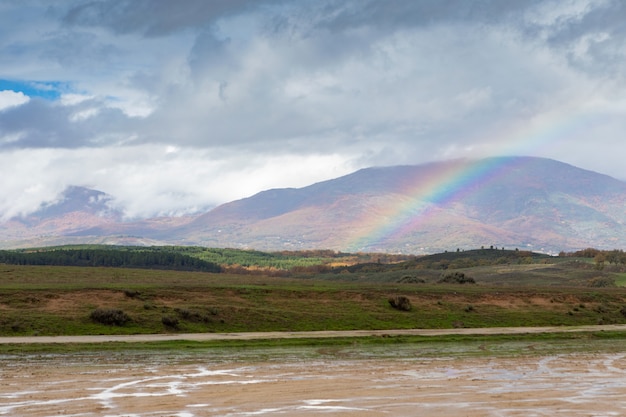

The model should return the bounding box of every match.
[2,156,626,254]
[173,156,626,254]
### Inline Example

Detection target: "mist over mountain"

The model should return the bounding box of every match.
[2,156,626,254]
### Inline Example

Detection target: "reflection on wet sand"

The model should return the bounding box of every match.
[1,350,626,416]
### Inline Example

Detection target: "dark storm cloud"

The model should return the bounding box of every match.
[533,1,626,75]
[6,0,625,153]
[316,0,534,30]
[39,30,119,70]
[0,98,134,149]
[296,0,625,74]
[62,0,286,36]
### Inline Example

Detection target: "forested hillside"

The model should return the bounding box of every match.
[0,248,222,273]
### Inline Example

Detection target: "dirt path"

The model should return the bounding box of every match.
[1,324,625,344]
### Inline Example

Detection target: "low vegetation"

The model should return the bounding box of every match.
[0,246,625,337]
[388,295,412,311]
[438,271,476,284]
[90,308,131,326]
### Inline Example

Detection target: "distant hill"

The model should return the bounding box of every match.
[2,156,626,254]
[172,156,626,254]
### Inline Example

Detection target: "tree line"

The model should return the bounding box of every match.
[560,248,626,269]
[0,249,222,272]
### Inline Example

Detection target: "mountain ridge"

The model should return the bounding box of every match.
[2,156,626,254]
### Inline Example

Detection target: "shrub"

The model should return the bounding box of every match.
[90,308,131,326]
[595,304,609,313]
[587,277,615,288]
[438,271,475,284]
[162,316,180,328]
[398,275,426,284]
[388,295,412,311]
[174,308,210,323]
[123,289,141,298]
[175,308,192,319]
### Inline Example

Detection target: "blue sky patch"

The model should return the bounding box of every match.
[0,79,69,100]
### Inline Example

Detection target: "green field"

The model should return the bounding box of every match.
[1,245,626,338]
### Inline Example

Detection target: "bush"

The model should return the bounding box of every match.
[388,295,412,311]
[123,289,141,298]
[398,275,426,284]
[162,316,180,328]
[174,308,210,323]
[595,304,609,313]
[587,277,615,287]
[438,271,475,284]
[90,308,131,326]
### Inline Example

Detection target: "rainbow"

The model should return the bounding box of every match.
[344,155,556,252]
[344,102,605,252]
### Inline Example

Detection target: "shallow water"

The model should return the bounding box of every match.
[1,343,626,416]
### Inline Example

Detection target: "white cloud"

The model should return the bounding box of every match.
[60,93,93,106]
[0,90,29,111]
[69,107,100,122]
[0,145,357,220]
[524,0,599,28]
[2,0,626,218]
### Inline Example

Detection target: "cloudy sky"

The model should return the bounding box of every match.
[1,0,626,219]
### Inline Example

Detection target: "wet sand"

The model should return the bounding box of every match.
[2,348,626,416]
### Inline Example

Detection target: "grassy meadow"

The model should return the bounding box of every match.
[1,246,626,338]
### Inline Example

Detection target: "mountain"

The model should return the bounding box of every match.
[2,156,626,254]
[170,156,626,254]
[0,186,193,248]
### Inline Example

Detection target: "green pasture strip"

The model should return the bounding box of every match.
[613,273,626,287]
[2,331,626,356]
[2,288,625,337]
[2,264,626,337]
[0,264,346,290]
[7,245,345,270]
[1,265,626,336]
